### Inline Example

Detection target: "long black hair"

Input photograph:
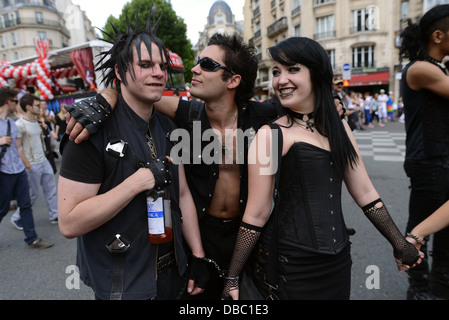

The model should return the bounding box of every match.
[268,37,358,171]
[96,3,171,88]
[400,4,449,62]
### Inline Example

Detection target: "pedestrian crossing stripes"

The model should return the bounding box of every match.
[354,131,406,162]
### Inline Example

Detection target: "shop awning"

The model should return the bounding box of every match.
[349,70,390,87]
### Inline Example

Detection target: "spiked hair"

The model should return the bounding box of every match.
[96,3,171,88]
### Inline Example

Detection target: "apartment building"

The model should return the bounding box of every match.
[0,0,95,62]
[243,0,449,101]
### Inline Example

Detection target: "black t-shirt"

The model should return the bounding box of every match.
[60,95,187,299]
[402,60,449,160]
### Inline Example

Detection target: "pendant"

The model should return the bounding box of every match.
[305,120,315,133]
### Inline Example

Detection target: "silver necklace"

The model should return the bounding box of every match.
[221,111,238,154]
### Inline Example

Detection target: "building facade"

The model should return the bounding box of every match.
[0,0,95,62]
[195,0,243,58]
[242,0,449,101]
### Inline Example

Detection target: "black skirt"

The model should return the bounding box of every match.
[241,243,352,300]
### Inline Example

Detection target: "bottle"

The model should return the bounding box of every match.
[147,188,173,244]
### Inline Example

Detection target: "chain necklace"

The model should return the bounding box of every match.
[426,56,447,70]
[285,108,315,133]
[221,110,238,154]
[146,127,158,158]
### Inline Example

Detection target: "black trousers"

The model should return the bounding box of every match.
[185,213,240,300]
[404,159,449,299]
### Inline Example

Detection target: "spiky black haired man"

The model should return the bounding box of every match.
[97,4,172,89]
[58,4,207,300]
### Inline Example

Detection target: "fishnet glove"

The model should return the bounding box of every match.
[363,199,420,266]
[222,222,262,300]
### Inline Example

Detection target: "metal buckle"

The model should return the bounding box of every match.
[106,234,130,253]
[106,140,127,158]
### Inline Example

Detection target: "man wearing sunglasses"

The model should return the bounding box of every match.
[64,33,344,299]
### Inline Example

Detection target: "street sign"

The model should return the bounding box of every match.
[342,63,351,80]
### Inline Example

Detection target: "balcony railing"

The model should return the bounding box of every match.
[0,17,69,36]
[267,17,288,38]
[314,30,336,40]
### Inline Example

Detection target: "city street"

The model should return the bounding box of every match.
[0,120,422,300]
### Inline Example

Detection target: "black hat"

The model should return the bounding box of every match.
[420,4,449,32]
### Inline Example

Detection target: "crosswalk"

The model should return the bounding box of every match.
[354,130,406,162]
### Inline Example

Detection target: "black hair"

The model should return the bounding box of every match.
[268,37,358,171]
[96,3,171,88]
[400,4,449,62]
[207,33,258,102]
[0,87,18,106]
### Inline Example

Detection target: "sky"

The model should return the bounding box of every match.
[70,0,244,44]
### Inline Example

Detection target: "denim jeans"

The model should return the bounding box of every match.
[404,159,449,298]
[0,170,38,244]
[11,160,58,222]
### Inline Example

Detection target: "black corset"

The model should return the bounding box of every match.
[261,142,349,256]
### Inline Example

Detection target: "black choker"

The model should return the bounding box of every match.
[426,57,446,70]
[285,108,315,132]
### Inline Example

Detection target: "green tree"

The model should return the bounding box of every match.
[101,0,195,82]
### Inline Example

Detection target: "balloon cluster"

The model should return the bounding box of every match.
[0,40,79,100]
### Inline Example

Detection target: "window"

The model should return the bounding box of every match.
[294,24,301,37]
[35,12,43,24]
[10,32,17,46]
[401,1,409,18]
[352,45,375,69]
[353,7,379,32]
[424,0,449,12]
[314,0,333,5]
[315,15,335,39]
[2,13,10,28]
[37,31,46,40]
[292,0,301,15]
[216,14,224,25]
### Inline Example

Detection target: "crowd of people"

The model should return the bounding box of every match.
[332,82,403,132]
[2,3,449,301]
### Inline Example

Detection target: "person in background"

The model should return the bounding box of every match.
[0,87,53,249]
[11,94,58,226]
[399,4,449,300]
[55,103,67,141]
[377,89,388,124]
[403,200,449,272]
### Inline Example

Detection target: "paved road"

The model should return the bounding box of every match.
[0,121,421,300]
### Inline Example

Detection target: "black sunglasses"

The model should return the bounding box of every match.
[196,57,235,75]
[10,99,18,103]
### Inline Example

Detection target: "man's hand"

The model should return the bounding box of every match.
[0,136,12,146]
[65,89,119,144]
[187,256,211,295]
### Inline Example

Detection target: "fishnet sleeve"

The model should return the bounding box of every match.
[363,199,420,266]
[221,222,262,300]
